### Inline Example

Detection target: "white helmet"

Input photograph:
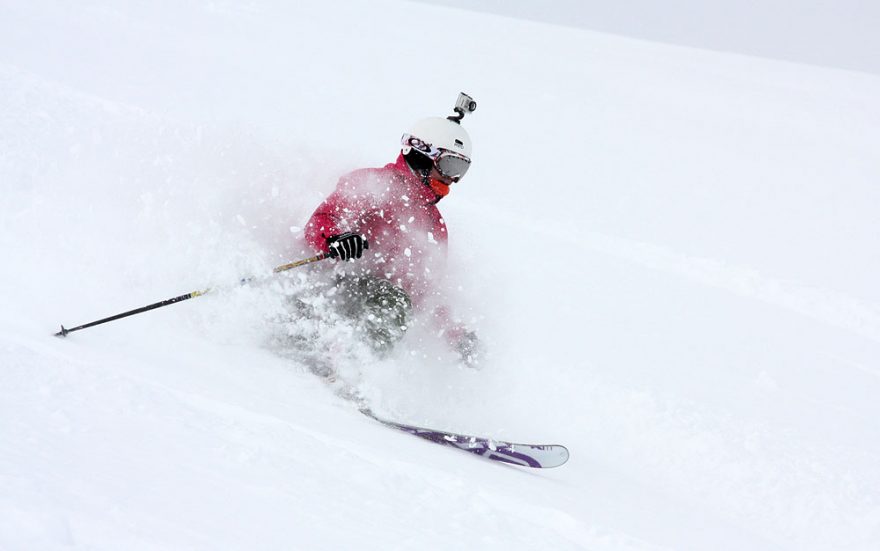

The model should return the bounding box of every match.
[401,117,472,184]
[400,93,476,187]
[403,117,472,158]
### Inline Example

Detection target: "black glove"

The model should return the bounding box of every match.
[326,232,368,261]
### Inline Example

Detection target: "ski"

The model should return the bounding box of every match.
[359,408,569,468]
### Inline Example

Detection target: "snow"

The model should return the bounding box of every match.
[2,0,880,549]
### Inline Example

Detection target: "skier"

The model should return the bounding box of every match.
[303,93,480,365]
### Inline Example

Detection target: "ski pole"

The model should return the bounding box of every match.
[54,252,330,338]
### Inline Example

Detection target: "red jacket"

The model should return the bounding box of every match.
[305,154,449,306]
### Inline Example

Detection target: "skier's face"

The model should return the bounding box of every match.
[402,134,470,184]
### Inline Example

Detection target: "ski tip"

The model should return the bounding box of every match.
[544,445,570,468]
[503,444,570,469]
[543,445,570,468]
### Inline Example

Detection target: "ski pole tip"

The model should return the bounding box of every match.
[54,325,69,338]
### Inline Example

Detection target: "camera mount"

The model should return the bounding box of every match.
[447,92,477,124]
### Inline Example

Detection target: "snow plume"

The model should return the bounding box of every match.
[0,63,336,339]
[0,61,476,410]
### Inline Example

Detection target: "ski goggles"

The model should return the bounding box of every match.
[401,134,471,181]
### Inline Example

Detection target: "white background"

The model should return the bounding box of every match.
[417,0,880,74]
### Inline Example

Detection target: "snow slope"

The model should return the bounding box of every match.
[416,0,880,75]
[2,1,879,549]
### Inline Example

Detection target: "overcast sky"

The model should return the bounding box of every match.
[415,0,880,75]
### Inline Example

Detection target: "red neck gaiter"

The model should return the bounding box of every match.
[428,178,450,199]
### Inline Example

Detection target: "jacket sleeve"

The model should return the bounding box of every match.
[304,202,341,254]
[304,172,380,254]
